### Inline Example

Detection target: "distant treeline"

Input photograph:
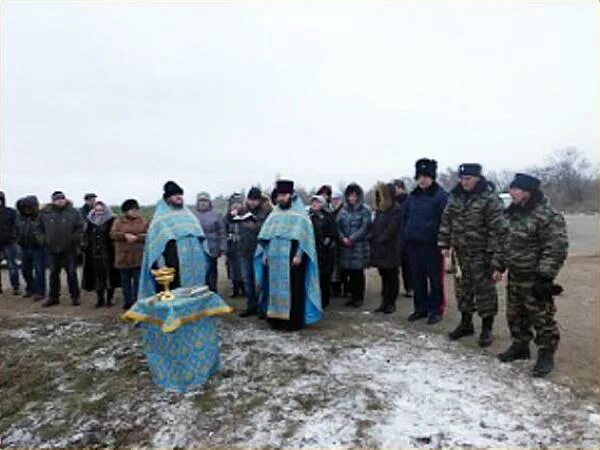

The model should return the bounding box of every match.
[127,148,597,218]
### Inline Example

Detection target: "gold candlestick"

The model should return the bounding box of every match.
[151,267,176,301]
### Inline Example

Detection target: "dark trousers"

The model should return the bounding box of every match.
[120,268,140,308]
[405,243,443,316]
[48,251,80,300]
[400,251,413,293]
[319,271,332,308]
[240,254,257,311]
[205,255,218,292]
[21,247,46,296]
[378,267,399,307]
[344,269,365,303]
[0,243,20,290]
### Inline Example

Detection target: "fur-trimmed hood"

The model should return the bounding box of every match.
[43,200,75,212]
[373,182,394,212]
[344,183,364,205]
[16,196,40,216]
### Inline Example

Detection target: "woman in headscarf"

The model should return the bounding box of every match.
[82,201,121,307]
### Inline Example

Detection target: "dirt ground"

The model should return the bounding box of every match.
[0,214,597,447]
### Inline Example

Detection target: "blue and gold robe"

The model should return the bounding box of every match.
[254,197,322,328]
[138,199,207,298]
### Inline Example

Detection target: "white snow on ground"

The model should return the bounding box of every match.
[1,315,597,448]
[1,328,37,342]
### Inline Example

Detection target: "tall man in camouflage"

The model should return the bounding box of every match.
[492,173,568,377]
[438,163,506,347]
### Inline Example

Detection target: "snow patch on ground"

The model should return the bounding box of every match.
[1,315,597,448]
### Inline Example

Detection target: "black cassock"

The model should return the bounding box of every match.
[267,239,307,332]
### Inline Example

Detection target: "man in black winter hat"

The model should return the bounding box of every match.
[402,158,448,324]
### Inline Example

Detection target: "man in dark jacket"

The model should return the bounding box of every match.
[16,196,46,300]
[371,183,402,314]
[238,187,272,317]
[35,191,84,306]
[402,159,448,324]
[79,193,97,218]
[193,192,227,292]
[0,191,20,295]
[391,179,413,298]
[309,194,338,309]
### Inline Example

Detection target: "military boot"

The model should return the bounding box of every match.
[448,313,474,340]
[533,348,555,377]
[478,316,494,348]
[498,342,530,362]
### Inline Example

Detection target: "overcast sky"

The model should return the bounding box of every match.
[1,1,598,205]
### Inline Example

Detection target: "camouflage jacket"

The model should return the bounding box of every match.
[492,191,568,279]
[438,178,506,256]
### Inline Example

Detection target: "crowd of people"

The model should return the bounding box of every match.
[0,157,568,377]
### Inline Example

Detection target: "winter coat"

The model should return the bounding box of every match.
[337,183,372,270]
[82,217,121,291]
[110,215,148,269]
[15,196,42,249]
[192,202,227,258]
[492,190,568,280]
[370,183,402,269]
[238,198,272,257]
[438,177,507,255]
[35,201,84,254]
[309,207,338,274]
[402,181,448,246]
[0,192,17,246]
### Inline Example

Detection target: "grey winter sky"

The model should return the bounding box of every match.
[1,1,598,205]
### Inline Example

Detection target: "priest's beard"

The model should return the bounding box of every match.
[168,200,184,209]
[278,198,293,210]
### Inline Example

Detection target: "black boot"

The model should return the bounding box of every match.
[448,313,474,340]
[383,303,396,314]
[478,316,494,348]
[239,308,258,318]
[42,297,60,307]
[533,348,555,377]
[95,290,105,308]
[498,342,531,362]
[373,302,386,313]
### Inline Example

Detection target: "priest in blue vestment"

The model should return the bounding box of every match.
[255,179,322,331]
[139,181,207,298]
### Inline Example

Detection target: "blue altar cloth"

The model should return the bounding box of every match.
[122,286,232,393]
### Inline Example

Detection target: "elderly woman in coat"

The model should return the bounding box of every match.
[336,183,371,308]
[82,201,121,307]
[370,182,403,314]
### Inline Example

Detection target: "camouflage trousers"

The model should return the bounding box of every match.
[454,251,498,318]
[506,273,560,350]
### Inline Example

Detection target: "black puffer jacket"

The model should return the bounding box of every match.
[0,192,17,246]
[370,183,402,269]
[16,196,42,248]
[35,201,84,253]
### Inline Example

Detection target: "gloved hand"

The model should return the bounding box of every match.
[532,276,554,299]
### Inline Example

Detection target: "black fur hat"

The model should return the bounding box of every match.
[459,163,482,177]
[414,158,438,180]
